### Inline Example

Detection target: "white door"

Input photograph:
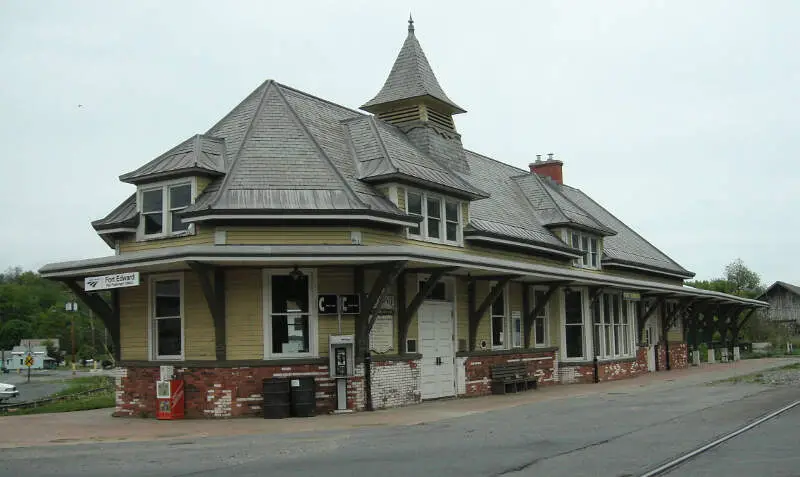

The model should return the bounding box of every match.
[419,301,455,400]
[645,318,660,372]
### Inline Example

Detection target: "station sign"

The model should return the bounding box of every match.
[85,272,140,291]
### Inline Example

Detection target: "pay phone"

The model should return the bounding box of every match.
[329,335,354,411]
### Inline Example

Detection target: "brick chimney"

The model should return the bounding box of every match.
[529,153,563,184]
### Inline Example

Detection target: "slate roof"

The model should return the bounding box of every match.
[93,20,695,279]
[361,19,464,114]
[92,194,137,231]
[119,135,226,184]
[761,281,800,299]
[345,116,487,199]
[513,173,615,235]
[557,185,693,277]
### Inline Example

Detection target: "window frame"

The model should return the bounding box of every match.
[566,230,602,270]
[561,287,588,361]
[489,281,508,350]
[532,287,550,347]
[137,177,197,240]
[148,273,185,361]
[592,292,636,359]
[404,188,462,246]
[262,268,318,359]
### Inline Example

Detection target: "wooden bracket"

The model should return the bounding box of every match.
[188,261,227,361]
[637,296,665,342]
[363,261,407,332]
[468,276,513,351]
[62,280,120,361]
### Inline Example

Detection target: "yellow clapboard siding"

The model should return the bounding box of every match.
[474,281,492,349]
[119,226,214,253]
[225,227,352,245]
[397,187,406,210]
[196,177,212,195]
[183,272,216,360]
[119,282,148,360]
[547,292,561,348]
[318,268,356,357]
[225,269,263,360]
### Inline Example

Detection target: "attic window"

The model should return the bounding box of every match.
[406,189,462,246]
[140,180,193,238]
[570,231,600,270]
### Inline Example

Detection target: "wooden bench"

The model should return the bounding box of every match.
[490,362,538,395]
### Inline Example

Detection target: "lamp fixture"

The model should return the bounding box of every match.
[289,266,304,281]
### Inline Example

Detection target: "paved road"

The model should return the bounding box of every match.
[663,403,800,476]
[1,370,91,403]
[1,377,798,476]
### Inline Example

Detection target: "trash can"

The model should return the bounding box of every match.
[290,377,316,417]
[262,378,291,419]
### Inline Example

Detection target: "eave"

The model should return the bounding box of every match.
[360,172,489,201]
[119,167,225,185]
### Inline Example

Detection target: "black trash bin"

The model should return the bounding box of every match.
[262,378,291,419]
[290,377,316,417]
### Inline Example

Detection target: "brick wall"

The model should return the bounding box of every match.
[668,343,689,369]
[114,363,364,418]
[461,350,556,397]
[369,357,421,409]
[559,347,649,384]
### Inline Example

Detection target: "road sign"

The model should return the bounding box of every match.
[85,272,140,291]
[318,294,338,315]
[24,354,34,367]
[340,294,360,314]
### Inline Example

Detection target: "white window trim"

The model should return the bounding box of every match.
[262,268,318,359]
[404,188,463,246]
[564,230,602,270]
[148,272,185,361]
[560,287,590,361]
[417,274,456,303]
[489,281,509,350]
[593,293,637,360]
[531,286,550,348]
[136,177,198,241]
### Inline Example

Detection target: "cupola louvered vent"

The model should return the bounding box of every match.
[378,105,422,126]
[427,108,455,131]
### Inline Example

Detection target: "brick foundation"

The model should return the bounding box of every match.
[559,347,649,384]
[668,343,689,369]
[369,357,421,409]
[461,349,557,397]
[113,363,363,418]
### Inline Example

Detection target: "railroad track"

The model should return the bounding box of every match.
[639,399,800,476]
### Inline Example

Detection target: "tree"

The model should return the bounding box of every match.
[724,258,762,297]
[77,343,96,363]
[42,339,62,365]
[0,319,33,350]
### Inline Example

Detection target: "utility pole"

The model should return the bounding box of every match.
[66,300,78,374]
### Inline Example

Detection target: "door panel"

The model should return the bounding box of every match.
[419,302,455,400]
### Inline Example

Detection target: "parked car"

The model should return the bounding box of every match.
[0,383,19,402]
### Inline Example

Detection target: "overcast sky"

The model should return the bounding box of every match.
[1,1,797,284]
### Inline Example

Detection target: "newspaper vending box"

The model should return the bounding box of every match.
[156,379,185,420]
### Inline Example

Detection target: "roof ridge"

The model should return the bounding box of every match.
[192,134,201,168]
[528,172,571,223]
[367,117,400,174]
[463,148,529,175]
[206,80,274,210]
[204,79,271,138]
[119,135,197,180]
[568,187,692,275]
[341,120,366,180]
[274,85,367,209]
[543,179,615,234]
[275,82,367,118]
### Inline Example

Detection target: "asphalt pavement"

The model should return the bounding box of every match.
[1,365,798,477]
[1,369,90,403]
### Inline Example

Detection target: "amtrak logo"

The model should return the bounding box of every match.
[86,279,100,289]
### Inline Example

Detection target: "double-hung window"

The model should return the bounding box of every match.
[266,269,316,358]
[406,190,461,245]
[533,289,548,347]
[564,289,584,359]
[491,284,506,349]
[592,293,634,358]
[140,182,193,238]
[569,231,600,269]
[151,276,183,360]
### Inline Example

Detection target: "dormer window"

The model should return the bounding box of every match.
[569,231,600,269]
[406,189,462,245]
[139,180,194,238]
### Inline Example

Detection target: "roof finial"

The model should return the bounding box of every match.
[408,13,414,33]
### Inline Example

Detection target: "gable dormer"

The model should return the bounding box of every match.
[361,17,470,174]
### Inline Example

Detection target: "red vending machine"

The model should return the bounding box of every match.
[156,380,185,420]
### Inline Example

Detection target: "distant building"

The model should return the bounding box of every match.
[18,339,60,351]
[3,345,56,370]
[759,281,800,331]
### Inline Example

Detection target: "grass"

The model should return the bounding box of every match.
[51,376,113,397]
[10,393,114,416]
[713,361,800,385]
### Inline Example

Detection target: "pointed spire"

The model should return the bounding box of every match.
[361,17,465,114]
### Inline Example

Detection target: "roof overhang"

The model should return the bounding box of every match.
[119,168,224,185]
[602,258,695,280]
[463,233,581,260]
[543,221,617,237]
[39,244,767,308]
[360,173,489,200]
[179,210,420,227]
